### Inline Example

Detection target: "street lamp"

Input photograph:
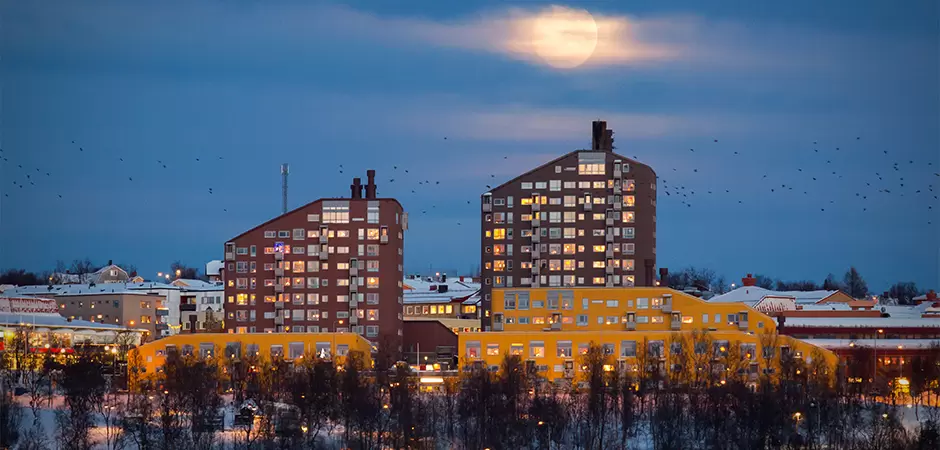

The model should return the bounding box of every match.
[874,329,884,384]
[175,269,181,278]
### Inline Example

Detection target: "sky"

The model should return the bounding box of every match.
[1,0,938,292]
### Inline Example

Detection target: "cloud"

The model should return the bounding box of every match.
[319,4,684,69]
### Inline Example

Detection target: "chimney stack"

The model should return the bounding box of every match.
[591,121,607,151]
[365,169,377,199]
[108,260,112,266]
[350,178,363,199]
[742,273,757,287]
[927,290,938,301]
[659,267,669,287]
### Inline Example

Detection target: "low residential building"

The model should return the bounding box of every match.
[403,274,481,320]
[205,260,224,283]
[130,332,372,374]
[459,286,837,384]
[51,262,130,285]
[709,274,940,381]
[170,279,224,333]
[6,284,170,339]
[0,296,146,351]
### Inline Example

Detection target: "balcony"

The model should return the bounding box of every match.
[349,314,359,325]
[531,202,540,212]
[625,320,636,331]
[531,233,541,243]
[531,218,540,227]
[483,203,492,212]
[274,252,284,261]
[563,369,574,378]
[274,316,284,325]
[319,252,329,261]
[493,322,504,331]
[662,296,673,313]
[670,319,681,331]
[606,217,614,226]
[614,202,622,211]
[274,268,284,277]
[274,284,284,293]
[614,165,622,178]
[349,265,358,276]
[583,202,591,211]
[274,301,285,309]
[531,279,540,288]
[349,281,358,293]
[606,276,615,288]
[319,234,328,244]
[606,232,615,243]
[606,265,614,274]
[180,304,196,312]
[738,312,749,330]
[531,264,540,274]
[532,249,541,259]
[155,308,170,316]
[606,248,614,258]
[224,252,234,261]
[550,321,562,331]
[349,298,358,308]
[380,235,389,244]
[613,184,622,194]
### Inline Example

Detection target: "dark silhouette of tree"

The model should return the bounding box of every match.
[169,261,198,280]
[888,282,923,305]
[69,258,95,276]
[0,269,43,286]
[775,279,820,291]
[843,266,869,298]
[822,273,843,291]
[753,274,775,289]
[56,351,107,450]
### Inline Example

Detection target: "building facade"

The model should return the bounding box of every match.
[459,287,837,383]
[223,170,406,350]
[480,121,657,329]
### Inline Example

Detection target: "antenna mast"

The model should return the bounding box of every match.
[281,163,289,214]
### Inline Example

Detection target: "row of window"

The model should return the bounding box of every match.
[488,258,636,272]
[232,308,380,321]
[466,339,770,361]
[232,276,382,290]
[234,257,385,275]
[404,304,455,315]
[517,178,637,192]
[488,211,639,226]
[504,295,667,311]
[485,243,637,260]
[230,292,386,305]
[487,223,637,243]
[487,275,637,288]
[230,326,382,337]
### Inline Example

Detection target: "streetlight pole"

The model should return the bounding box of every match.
[873,329,883,389]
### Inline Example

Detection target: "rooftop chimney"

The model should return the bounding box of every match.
[591,121,607,151]
[742,273,757,287]
[927,290,938,301]
[365,169,377,199]
[659,268,669,287]
[108,259,113,266]
[350,178,363,199]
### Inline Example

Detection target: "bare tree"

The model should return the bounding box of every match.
[843,266,869,298]
[69,258,96,277]
[57,351,107,450]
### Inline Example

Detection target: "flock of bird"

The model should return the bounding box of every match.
[1,134,938,227]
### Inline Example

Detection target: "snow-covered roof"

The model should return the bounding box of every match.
[171,279,224,291]
[403,276,480,304]
[784,317,940,329]
[797,303,854,311]
[206,260,224,276]
[803,338,940,350]
[4,283,172,297]
[0,285,14,293]
[709,286,839,306]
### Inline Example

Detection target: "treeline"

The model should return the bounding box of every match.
[3,340,939,450]
[666,265,928,304]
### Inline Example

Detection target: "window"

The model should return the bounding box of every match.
[622,211,635,223]
[264,231,276,238]
[549,180,561,191]
[236,247,248,255]
[367,309,379,321]
[292,228,305,240]
[367,277,379,288]
[366,244,379,256]
[366,325,379,337]
[466,341,481,358]
[278,231,290,238]
[624,196,635,207]
[576,314,588,326]
[651,316,664,324]
[530,341,545,358]
[578,163,605,175]
[623,243,635,255]
[521,182,533,189]
[623,275,635,286]
[307,277,319,288]
[621,341,637,357]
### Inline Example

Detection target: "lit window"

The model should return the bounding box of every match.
[493,228,506,240]
[578,163,605,175]
[367,277,379,288]
[592,277,605,285]
[367,229,380,240]
[592,245,605,252]
[622,211,635,223]
[592,261,605,268]
[494,260,506,272]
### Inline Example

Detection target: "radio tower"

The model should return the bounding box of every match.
[281,163,289,214]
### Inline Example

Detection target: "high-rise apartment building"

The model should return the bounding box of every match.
[223,170,407,349]
[479,121,657,329]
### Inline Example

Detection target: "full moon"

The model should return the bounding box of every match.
[529,6,598,69]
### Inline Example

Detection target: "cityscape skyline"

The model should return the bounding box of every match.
[1,0,938,291]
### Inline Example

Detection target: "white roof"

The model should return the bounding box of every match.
[206,260,224,276]
[0,312,127,331]
[709,286,838,305]
[171,279,224,292]
[803,338,940,350]
[784,317,940,329]
[4,283,174,297]
[403,276,480,304]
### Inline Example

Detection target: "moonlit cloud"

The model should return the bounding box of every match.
[323,4,683,68]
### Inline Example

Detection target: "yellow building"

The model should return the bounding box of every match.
[460,287,838,382]
[131,332,372,374]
